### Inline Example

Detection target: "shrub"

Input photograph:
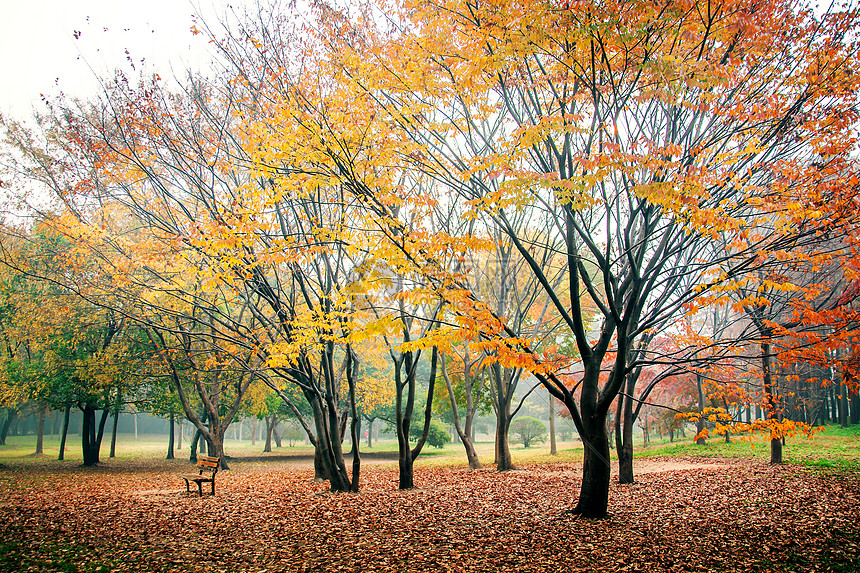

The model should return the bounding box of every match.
[410,418,452,449]
[510,416,548,448]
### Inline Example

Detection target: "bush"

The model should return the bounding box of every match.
[410,418,452,449]
[510,416,547,448]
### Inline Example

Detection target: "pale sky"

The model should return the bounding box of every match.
[0,0,242,119]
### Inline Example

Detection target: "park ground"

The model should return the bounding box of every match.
[0,426,858,572]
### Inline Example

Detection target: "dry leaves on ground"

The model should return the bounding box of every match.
[0,458,857,572]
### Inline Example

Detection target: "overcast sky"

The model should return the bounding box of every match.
[0,0,241,119]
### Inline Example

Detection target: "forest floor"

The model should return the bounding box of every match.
[0,452,858,573]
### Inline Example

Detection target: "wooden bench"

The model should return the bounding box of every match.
[181,455,219,496]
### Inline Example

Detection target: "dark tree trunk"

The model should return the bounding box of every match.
[394,347,438,489]
[35,406,46,455]
[0,407,17,445]
[109,391,121,459]
[490,364,517,472]
[109,408,119,458]
[770,434,783,463]
[398,446,414,489]
[81,405,97,466]
[573,420,611,518]
[851,393,860,425]
[166,411,175,460]
[840,380,849,428]
[313,446,328,482]
[495,413,514,471]
[81,404,108,466]
[618,377,635,484]
[346,348,360,492]
[58,404,71,461]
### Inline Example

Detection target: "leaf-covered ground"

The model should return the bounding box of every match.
[0,458,858,572]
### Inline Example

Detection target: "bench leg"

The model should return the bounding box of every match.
[211,479,215,496]
[197,480,203,496]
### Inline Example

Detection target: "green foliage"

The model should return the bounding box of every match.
[409,418,451,449]
[510,416,547,448]
[432,371,493,426]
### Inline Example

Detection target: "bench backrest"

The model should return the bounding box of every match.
[196,455,219,475]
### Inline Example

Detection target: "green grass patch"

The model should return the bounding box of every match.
[635,423,860,474]
[1,422,857,474]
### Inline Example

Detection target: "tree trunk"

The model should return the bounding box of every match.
[365,418,373,447]
[306,393,350,491]
[264,415,274,453]
[0,407,17,445]
[573,421,611,518]
[549,395,557,456]
[395,359,415,489]
[209,425,229,471]
[34,406,46,455]
[851,393,860,425]
[398,445,414,489]
[618,377,635,484]
[762,342,782,464]
[58,404,71,461]
[190,429,201,462]
[441,354,482,469]
[840,380,849,428]
[109,406,120,458]
[346,348,361,492]
[81,404,100,466]
[272,423,282,448]
[696,373,707,445]
[166,411,175,460]
[313,446,327,482]
[495,414,514,471]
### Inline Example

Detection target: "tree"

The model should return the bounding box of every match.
[409,417,451,449]
[510,416,547,448]
[281,0,860,518]
[438,346,490,468]
[0,222,137,466]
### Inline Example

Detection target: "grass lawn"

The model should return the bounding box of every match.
[0,424,858,572]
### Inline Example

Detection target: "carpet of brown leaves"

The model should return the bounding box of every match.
[0,458,858,572]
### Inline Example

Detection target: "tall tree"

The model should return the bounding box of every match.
[271,0,860,518]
